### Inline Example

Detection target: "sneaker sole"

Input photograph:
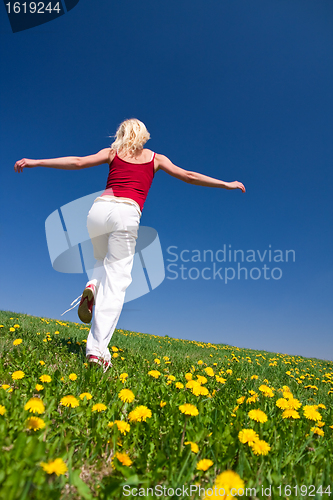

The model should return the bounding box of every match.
[78,288,94,323]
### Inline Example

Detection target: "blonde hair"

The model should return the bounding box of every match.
[111,119,150,155]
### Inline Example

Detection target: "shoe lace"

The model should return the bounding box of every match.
[61,294,82,316]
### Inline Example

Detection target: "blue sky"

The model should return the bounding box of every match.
[1,0,332,361]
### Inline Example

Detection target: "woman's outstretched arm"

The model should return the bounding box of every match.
[14,148,111,173]
[156,153,246,192]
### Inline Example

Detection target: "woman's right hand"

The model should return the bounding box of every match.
[226,181,246,193]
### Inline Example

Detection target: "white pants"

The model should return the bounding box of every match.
[85,198,140,362]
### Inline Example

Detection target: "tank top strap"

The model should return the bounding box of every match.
[150,151,155,162]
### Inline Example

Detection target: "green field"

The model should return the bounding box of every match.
[0,309,332,500]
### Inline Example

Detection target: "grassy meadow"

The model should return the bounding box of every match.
[0,309,332,500]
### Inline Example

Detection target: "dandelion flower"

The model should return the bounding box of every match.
[25,397,45,414]
[9,327,15,332]
[184,441,199,453]
[167,375,176,381]
[108,420,130,434]
[216,376,227,384]
[111,346,119,352]
[119,373,128,382]
[118,389,135,403]
[210,470,245,499]
[259,385,274,397]
[250,439,271,456]
[1,385,10,391]
[79,392,92,400]
[248,409,268,423]
[148,370,161,379]
[13,339,22,346]
[204,367,214,377]
[196,459,213,471]
[26,416,45,431]
[114,452,132,466]
[198,360,203,365]
[13,324,20,328]
[35,384,44,391]
[192,385,209,396]
[154,358,161,364]
[311,427,324,436]
[39,361,45,365]
[39,375,52,383]
[185,373,193,381]
[276,398,289,409]
[92,403,107,412]
[40,458,68,476]
[179,404,199,416]
[303,405,322,422]
[69,373,77,381]
[128,405,152,422]
[175,382,184,389]
[160,401,167,407]
[0,405,6,415]
[60,395,79,408]
[196,375,207,385]
[238,429,259,445]
[282,409,300,419]
[237,396,246,405]
[12,371,25,380]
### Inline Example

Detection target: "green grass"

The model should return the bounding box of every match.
[0,309,332,500]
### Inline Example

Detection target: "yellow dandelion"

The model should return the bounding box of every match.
[118,389,135,403]
[216,376,227,384]
[13,339,22,346]
[196,375,207,385]
[0,405,6,415]
[111,346,119,352]
[160,401,167,407]
[68,373,77,381]
[79,392,92,400]
[26,416,45,431]
[282,409,300,419]
[238,429,259,445]
[39,361,45,365]
[204,367,214,377]
[185,373,193,381]
[258,385,274,397]
[24,397,45,414]
[311,427,324,436]
[109,420,130,435]
[226,369,232,375]
[12,371,25,380]
[60,395,79,408]
[148,370,161,379]
[209,470,244,500]
[303,405,322,422]
[167,375,176,381]
[175,382,184,389]
[276,398,289,409]
[196,459,213,471]
[9,327,15,332]
[197,360,203,365]
[112,353,119,358]
[154,358,161,364]
[184,441,199,453]
[35,384,44,391]
[237,396,246,405]
[192,385,209,396]
[2,384,10,391]
[250,439,271,456]
[179,404,199,416]
[250,375,258,379]
[128,405,152,422]
[39,375,52,383]
[92,403,107,412]
[286,398,302,410]
[114,451,132,466]
[119,373,128,382]
[248,409,268,423]
[40,458,68,476]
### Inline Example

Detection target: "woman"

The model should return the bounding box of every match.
[14,118,246,372]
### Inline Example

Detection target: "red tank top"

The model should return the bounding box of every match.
[104,151,155,212]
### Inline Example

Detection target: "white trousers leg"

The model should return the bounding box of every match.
[85,199,140,362]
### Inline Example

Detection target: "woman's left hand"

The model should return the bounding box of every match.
[14,158,37,173]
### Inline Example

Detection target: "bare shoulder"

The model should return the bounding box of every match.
[107,148,116,164]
